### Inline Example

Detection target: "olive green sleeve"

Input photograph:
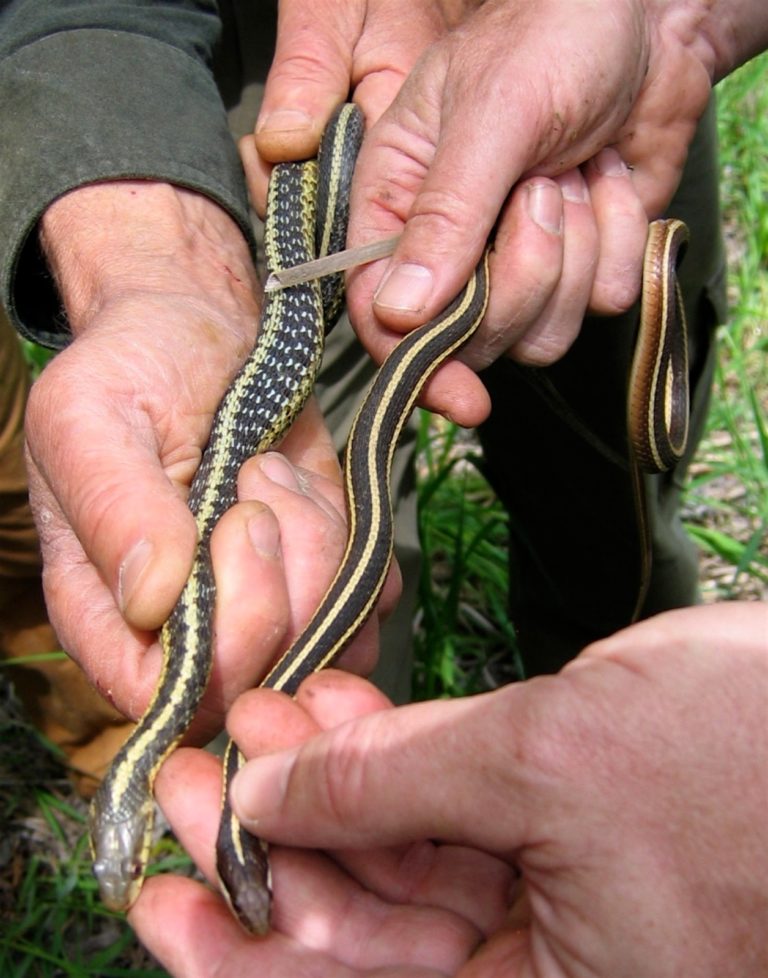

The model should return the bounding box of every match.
[0,1,255,348]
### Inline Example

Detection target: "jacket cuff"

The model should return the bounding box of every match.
[0,29,255,348]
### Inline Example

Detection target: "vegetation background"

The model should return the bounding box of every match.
[1,52,766,977]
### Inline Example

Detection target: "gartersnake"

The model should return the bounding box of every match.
[89,102,689,932]
[89,102,364,914]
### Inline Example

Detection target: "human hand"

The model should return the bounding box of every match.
[129,670,516,976]
[147,601,768,978]
[25,181,393,739]
[239,0,476,213]
[343,0,732,423]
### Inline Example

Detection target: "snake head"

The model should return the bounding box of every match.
[217,826,272,935]
[88,797,154,911]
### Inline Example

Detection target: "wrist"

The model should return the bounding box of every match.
[647,0,768,83]
[40,181,260,337]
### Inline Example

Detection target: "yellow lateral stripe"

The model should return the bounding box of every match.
[266,263,487,690]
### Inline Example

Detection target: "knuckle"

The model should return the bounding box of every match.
[510,326,577,367]
[267,49,345,95]
[408,186,481,249]
[25,360,60,440]
[318,725,367,826]
[590,274,641,316]
[316,720,382,836]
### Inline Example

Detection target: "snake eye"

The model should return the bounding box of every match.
[122,857,143,881]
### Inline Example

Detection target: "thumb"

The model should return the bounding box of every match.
[254,0,360,163]
[26,355,197,632]
[230,678,547,855]
[349,48,530,332]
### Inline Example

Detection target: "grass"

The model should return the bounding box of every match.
[2,49,767,978]
[412,414,522,699]
[0,682,171,977]
[681,55,768,598]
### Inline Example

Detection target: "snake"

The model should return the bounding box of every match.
[88,102,364,914]
[88,101,690,932]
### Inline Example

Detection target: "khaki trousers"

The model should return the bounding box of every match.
[0,307,131,796]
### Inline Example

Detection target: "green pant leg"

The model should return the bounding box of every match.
[478,99,726,676]
[220,7,418,703]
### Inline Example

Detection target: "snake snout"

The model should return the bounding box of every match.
[89,805,152,910]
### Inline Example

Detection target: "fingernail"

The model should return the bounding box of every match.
[118,538,153,612]
[256,109,314,136]
[594,147,628,177]
[526,182,563,233]
[259,453,307,492]
[247,508,280,558]
[232,752,293,826]
[557,170,588,204]
[374,262,434,314]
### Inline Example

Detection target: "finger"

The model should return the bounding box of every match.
[404,360,492,428]
[130,875,263,978]
[227,687,322,760]
[28,462,163,719]
[456,178,565,372]
[271,847,481,973]
[343,51,538,422]
[227,670,390,759]
[278,397,343,490]
[238,452,348,627]
[347,0,453,126]
[189,501,290,739]
[347,99,493,336]
[573,602,768,671]
[508,167,598,365]
[344,234,493,426]
[256,0,453,162]
[154,748,224,883]
[229,683,547,855]
[349,38,544,335]
[235,452,386,678]
[245,0,449,215]
[296,669,393,727]
[254,0,361,163]
[455,924,530,978]
[239,133,273,220]
[133,872,365,978]
[583,148,648,315]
